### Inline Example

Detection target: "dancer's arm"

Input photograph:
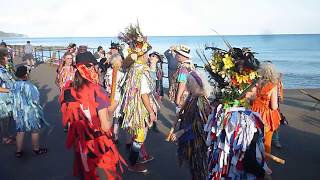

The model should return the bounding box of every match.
[175,82,186,106]
[0,87,9,93]
[98,108,113,132]
[141,74,156,122]
[270,86,278,110]
[141,94,156,122]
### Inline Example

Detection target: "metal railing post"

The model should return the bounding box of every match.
[41,47,44,62]
[58,50,61,60]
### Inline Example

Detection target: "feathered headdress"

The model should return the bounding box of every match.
[197,31,261,108]
[118,22,152,57]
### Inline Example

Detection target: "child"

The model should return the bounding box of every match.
[12,66,48,158]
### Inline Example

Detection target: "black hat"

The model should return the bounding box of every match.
[149,51,164,62]
[78,45,87,54]
[97,46,103,51]
[0,41,7,47]
[68,43,76,48]
[76,51,98,65]
[15,66,29,78]
[109,41,120,49]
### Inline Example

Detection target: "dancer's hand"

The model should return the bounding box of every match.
[170,45,176,51]
[170,130,184,142]
[175,106,181,115]
[149,112,157,122]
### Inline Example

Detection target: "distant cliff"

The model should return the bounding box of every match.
[0,31,26,37]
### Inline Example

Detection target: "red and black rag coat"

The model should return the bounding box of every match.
[59,81,126,180]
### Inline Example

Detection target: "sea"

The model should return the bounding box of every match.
[2,34,320,89]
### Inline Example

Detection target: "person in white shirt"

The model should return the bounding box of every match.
[23,41,35,68]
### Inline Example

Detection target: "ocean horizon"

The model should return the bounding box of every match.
[2,34,320,89]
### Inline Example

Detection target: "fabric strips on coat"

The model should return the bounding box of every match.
[59,82,127,180]
[0,65,15,119]
[177,96,211,180]
[120,62,158,136]
[205,105,267,179]
[12,80,48,132]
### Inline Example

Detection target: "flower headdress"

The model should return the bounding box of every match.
[197,34,260,108]
[118,22,152,57]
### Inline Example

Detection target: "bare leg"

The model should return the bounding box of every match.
[31,59,35,66]
[27,59,31,66]
[31,132,40,150]
[16,132,25,152]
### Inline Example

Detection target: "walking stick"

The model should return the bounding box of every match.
[265,153,285,165]
[110,66,119,104]
[165,118,181,142]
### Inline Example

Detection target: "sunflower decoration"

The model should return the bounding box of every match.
[197,41,260,109]
[118,22,152,57]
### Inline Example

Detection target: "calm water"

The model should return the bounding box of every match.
[3,34,320,89]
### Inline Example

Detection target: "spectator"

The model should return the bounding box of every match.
[23,41,35,68]
[0,47,16,145]
[12,66,48,158]
[164,46,179,93]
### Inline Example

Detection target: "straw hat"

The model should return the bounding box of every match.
[174,45,191,58]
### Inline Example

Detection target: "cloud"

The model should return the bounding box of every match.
[1,0,319,37]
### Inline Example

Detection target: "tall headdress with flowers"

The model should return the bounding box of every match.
[118,22,152,57]
[197,37,260,108]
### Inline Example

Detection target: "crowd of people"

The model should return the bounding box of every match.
[0,23,286,180]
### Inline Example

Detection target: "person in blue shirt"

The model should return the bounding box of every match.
[12,66,48,158]
[0,47,15,145]
[164,46,179,93]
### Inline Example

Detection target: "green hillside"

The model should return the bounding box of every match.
[0,31,26,37]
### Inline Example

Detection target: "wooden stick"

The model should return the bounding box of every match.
[165,118,181,142]
[110,66,119,104]
[165,127,175,142]
[265,153,285,164]
[300,90,320,102]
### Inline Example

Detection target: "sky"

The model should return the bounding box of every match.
[1,0,319,37]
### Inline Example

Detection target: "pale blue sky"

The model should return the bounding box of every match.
[1,0,319,37]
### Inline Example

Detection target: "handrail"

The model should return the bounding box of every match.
[11,45,206,80]
[12,45,96,63]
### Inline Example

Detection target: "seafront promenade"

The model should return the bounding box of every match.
[0,57,319,180]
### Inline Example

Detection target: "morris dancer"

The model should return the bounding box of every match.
[59,52,126,180]
[202,46,272,179]
[168,45,195,114]
[169,70,211,180]
[252,62,281,158]
[118,23,158,173]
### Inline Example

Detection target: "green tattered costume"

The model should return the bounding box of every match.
[120,61,158,142]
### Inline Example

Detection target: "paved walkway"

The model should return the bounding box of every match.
[0,58,319,179]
